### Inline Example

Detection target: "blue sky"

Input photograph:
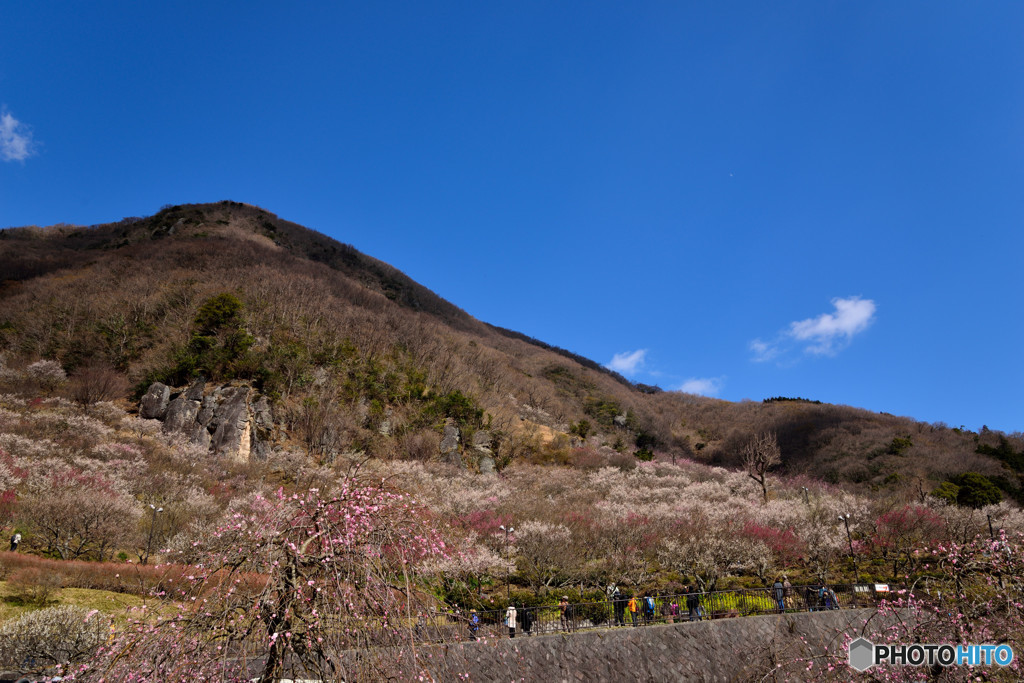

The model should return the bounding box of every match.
[2,2,1022,433]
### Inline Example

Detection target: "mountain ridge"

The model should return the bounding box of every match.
[1,201,1021,501]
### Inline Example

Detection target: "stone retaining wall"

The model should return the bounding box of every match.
[416,608,883,682]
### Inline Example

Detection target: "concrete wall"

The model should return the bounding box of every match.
[417,609,879,682]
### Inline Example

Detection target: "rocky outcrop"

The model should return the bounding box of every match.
[164,395,200,433]
[250,395,276,459]
[470,430,496,474]
[439,419,462,468]
[209,386,251,460]
[140,380,277,461]
[139,383,170,419]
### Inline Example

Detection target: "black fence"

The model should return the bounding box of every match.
[415,583,896,643]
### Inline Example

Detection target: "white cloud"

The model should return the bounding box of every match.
[1,109,37,162]
[606,349,647,376]
[749,338,778,363]
[788,296,876,355]
[678,377,724,396]
[750,296,876,362]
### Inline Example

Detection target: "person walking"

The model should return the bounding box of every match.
[772,578,785,613]
[822,585,839,610]
[521,606,534,636]
[613,589,626,626]
[686,585,701,622]
[628,595,640,626]
[505,604,517,638]
[643,594,655,625]
[782,575,793,609]
[806,583,821,612]
[468,609,480,641]
[9,532,21,552]
[659,594,673,624]
[559,595,572,632]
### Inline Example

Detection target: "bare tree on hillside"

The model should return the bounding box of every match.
[743,431,781,505]
[67,364,128,410]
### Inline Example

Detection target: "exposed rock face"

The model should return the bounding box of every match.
[250,395,276,459]
[142,381,276,461]
[440,419,463,468]
[209,386,251,460]
[139,383,170,419]
[471,430,492,449]
[197,396,217,426]
[470,430,496,474]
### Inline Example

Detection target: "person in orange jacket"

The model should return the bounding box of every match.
[628,594,641,626]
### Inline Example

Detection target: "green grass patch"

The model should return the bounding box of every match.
[0,580,148,626]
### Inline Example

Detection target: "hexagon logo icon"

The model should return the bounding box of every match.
[849,637,875,672]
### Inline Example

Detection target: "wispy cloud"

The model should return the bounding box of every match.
[752,296,876,362]
[678,377,724,396]
[748,338,779,363]
[1,108,38,162]
[606,349,647,376]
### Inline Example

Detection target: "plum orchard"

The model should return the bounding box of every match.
[75,481,449,683]
[788,532,1024,682]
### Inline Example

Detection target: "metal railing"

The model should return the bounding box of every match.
[416,584,894,643]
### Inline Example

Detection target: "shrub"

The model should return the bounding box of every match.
[157,292,256,384]
[0,552,189,597]
[583,396,621,427]
[571,592,613,626]
[25,360,67,394]
[886,436,913,456]
[606,451,637,471]
[951,472,1003,508]
[930,481,960,505]
[570,446,605,471]
[569,420,591,439]
[8,566,64,606]
[422,390,484,429]
[0,605,110,673]
[634,448,654,462]
[67,364,129,409]
[701,590,774,618]
[399,429,441,461]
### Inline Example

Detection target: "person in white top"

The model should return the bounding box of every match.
[505,604,517,638]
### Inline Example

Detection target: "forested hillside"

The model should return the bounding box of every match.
[1,202,1019,498]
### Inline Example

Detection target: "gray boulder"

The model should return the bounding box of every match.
[140,383,170,419]
[471,430,492,449]
[185,377,206,401]
[470,430,496,474]
[439,419,462,468]
[163,396,200,433]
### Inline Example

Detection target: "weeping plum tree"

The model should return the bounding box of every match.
[78,480,451,683]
